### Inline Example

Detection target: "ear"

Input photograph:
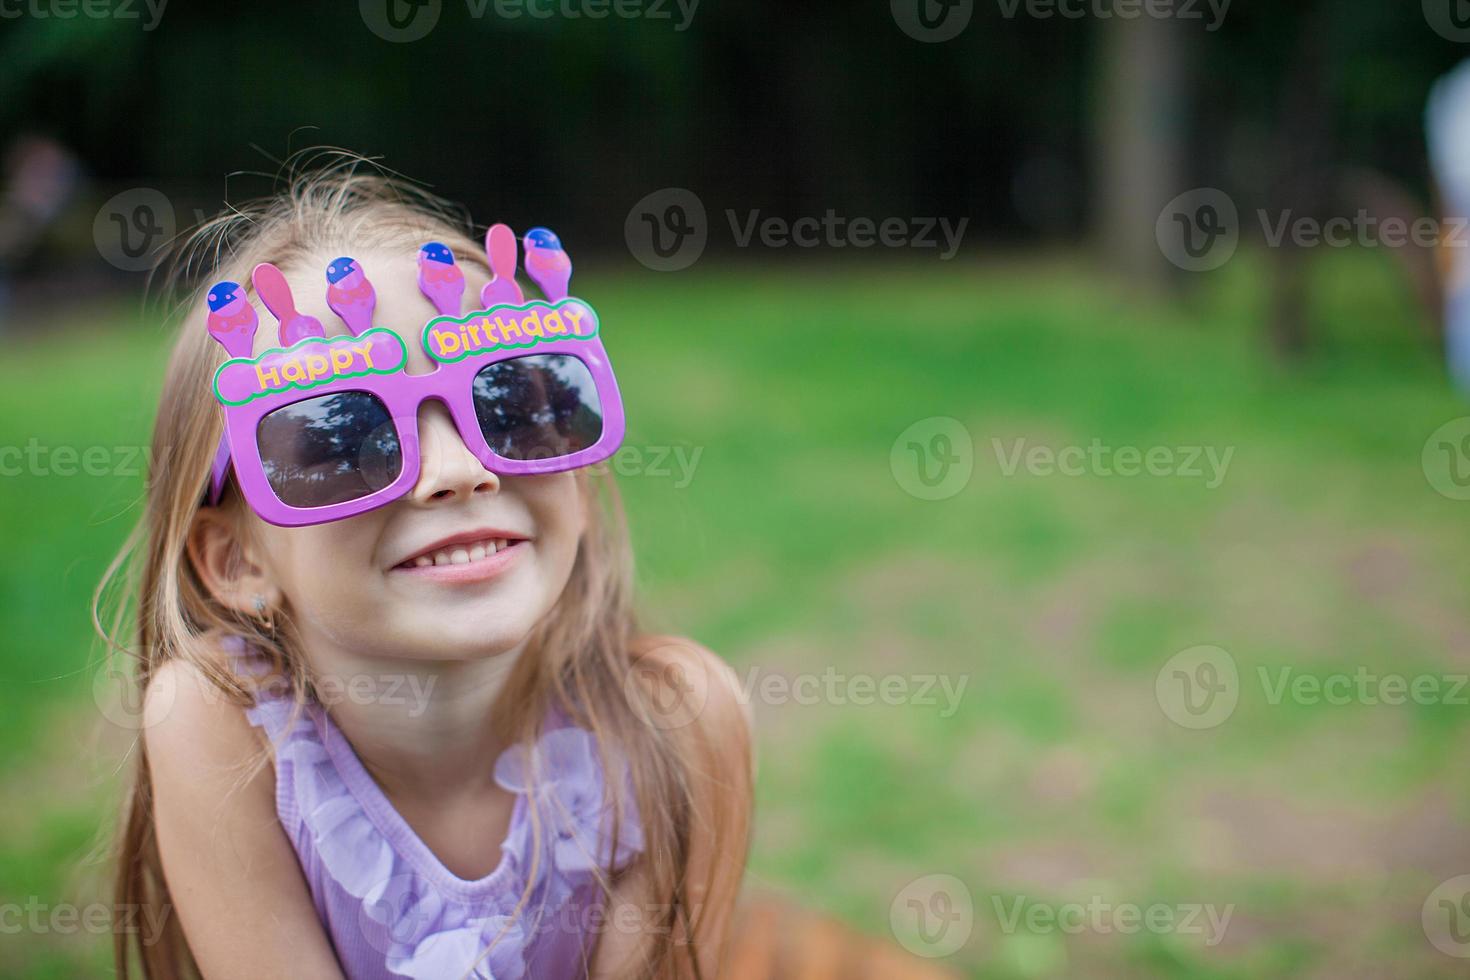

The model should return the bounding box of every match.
[187,507,282,617]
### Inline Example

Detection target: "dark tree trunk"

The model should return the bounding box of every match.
[1266,4,1333,360]
[1094,16,1189,294]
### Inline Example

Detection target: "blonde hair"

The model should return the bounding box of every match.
[96,153,749,979]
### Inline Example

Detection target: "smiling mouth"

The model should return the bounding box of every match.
[394,535,525,570]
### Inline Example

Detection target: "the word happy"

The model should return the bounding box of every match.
[423,299,599,363]
[213,328,407,406]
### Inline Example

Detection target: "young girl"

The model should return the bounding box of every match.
[99,161,752,979]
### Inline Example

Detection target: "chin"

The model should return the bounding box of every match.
[405,619,536,661]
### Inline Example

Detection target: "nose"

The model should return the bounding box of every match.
[407,401,500,505]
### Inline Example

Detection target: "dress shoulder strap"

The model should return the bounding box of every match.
[219,633,308,746]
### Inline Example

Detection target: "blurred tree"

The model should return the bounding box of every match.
[1265,1,1331,359]
[1093,15,1188,294]
[1,0,1470,342]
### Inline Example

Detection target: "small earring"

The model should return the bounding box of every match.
[251,594,278,632]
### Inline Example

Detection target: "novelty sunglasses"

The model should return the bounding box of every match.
[204,225,625,527]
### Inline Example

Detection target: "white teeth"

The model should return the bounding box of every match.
[406,537,517,568]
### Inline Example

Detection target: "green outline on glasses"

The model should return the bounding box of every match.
[421,299,601,366]
[212,328,409,407]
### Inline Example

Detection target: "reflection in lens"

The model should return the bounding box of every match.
[473,354,603,461]
[257,391,402,508]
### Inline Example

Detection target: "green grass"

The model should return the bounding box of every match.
[5,248,1470,977]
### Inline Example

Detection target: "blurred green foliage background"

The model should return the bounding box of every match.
[5,1,1470,977]
[4,250,1470,977]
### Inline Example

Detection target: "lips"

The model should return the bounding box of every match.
[392,529,527,570]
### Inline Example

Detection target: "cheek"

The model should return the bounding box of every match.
[526,473,588,544]
[257,522,379,604]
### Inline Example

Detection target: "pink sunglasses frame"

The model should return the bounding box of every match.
[203,227,624,528]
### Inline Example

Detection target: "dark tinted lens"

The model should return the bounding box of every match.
[257,391,402,508]
[472,354,603,461]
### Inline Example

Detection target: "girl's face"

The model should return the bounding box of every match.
[238,246,586,662]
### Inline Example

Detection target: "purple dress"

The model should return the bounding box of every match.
[225,637,643,979]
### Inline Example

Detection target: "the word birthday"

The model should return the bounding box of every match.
[213,328,408,406]
[424,299,599,363]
